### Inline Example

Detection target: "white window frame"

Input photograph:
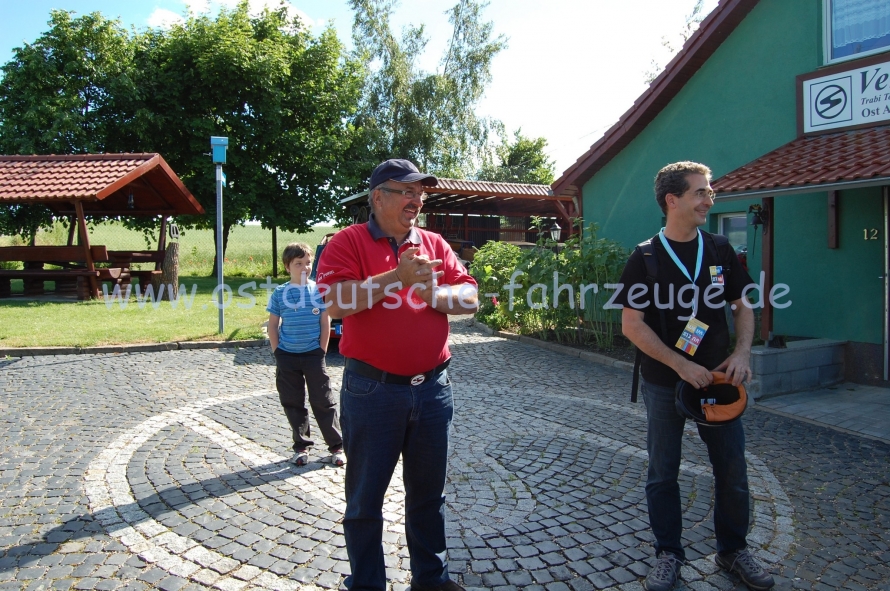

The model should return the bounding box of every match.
[824,0,890,65]
[717,213,747,251]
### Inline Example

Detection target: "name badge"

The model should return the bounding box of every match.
[709,265,724,285]
[675,317,709,356]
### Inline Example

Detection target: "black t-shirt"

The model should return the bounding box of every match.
[615,232,754,387]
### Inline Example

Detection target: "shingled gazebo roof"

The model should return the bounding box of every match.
[0,153,204,216]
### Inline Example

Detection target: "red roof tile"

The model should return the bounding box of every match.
[433,177,553,197]
[712,125,890,197]
[552,0,758,195]
[0,153,204,215]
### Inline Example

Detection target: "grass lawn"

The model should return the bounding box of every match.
[1,223,337,276]
[0,276,278,348]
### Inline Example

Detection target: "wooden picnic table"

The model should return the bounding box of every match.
[0,245,122,300]
[107,250,165,290]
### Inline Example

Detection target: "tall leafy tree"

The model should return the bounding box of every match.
[348,0,507,178]
[477,129,555,185]
[129,3,363,270]
[0,4,362,259]
[0,10,138,243]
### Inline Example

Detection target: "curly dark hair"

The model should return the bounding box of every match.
[654,161,712,214]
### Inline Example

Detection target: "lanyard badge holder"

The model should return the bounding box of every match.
[658,229,709,355]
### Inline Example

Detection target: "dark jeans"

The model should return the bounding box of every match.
[641,380,749,560]
[340,367,454,591]
[274,348,342,453]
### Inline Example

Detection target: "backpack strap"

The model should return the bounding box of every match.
[702,232,732,279]
[630,235,666,403]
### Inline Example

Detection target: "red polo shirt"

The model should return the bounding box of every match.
[315,218,476,375]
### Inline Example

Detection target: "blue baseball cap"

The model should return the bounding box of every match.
[369,159,438,190]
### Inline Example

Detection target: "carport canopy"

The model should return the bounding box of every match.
[342,177,579,234]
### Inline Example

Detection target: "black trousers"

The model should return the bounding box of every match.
[274,348,343,453]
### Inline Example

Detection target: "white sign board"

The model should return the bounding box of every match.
[802,59,890,133]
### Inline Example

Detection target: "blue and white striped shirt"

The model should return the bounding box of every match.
[266,281,324,353]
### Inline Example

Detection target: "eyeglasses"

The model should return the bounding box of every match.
[378,187,427,200]
[693,188,716,199]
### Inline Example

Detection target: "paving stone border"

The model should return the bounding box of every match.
[0,339,267,358]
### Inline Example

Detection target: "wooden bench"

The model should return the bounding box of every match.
[0,245,119,299]
[108,250,165,288]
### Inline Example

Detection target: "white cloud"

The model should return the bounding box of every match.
[183,0,211,14]
[165,0,315,28]
[147,8,185,29]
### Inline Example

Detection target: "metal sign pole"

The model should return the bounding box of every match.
[210,136,229,335]
[216,163,224,334]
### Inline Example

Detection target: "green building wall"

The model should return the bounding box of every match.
[772,187,885,344]
[579,0,885,345]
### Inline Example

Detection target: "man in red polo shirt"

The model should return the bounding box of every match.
[317,159,478,591]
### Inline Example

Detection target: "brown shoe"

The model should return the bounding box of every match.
[409,579,465,591]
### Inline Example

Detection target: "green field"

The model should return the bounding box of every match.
[0,222,337,276]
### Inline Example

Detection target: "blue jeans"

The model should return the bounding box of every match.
[641,380,749,560]
[340,367,454,591]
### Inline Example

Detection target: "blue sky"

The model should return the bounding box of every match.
[0,0,719,177]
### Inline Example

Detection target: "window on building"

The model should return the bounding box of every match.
[718,213,748,253]
[825,0,890,63]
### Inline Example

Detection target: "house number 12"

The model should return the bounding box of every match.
[863,228,879,240]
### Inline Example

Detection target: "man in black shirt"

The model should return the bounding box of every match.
[616,162,774,591]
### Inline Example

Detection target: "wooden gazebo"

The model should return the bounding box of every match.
[0,153,204,299]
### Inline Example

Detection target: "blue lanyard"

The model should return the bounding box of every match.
[658,228,703,284]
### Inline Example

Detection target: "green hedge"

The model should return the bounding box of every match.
[470,220,630,349]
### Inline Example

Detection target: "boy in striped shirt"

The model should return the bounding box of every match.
[267,242,343,466]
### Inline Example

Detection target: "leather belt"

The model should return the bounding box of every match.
[344,358,450,386]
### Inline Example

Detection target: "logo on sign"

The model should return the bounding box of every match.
[809,76,853,128]
[815,85,847,119]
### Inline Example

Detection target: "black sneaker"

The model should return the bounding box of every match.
[643,552,683,591]
[715,548,775,590]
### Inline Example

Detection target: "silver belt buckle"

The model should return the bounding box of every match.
[410,374,426,386]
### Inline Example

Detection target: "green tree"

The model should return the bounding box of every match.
[0,10,138,243]
[348,0,507,178]
[0,10,137,155]
[477,129,555,185]
[128,2,363,270]
[0,4,362,261]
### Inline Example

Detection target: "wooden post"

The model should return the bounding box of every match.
[272,226,278,277]
[153,242,179,300]
[761,196,774,343]
[464,213,469,241]
[67,215,76,246]
[74,200,99,299]
[157,216,168,271]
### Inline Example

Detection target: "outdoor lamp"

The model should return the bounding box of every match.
[127,192,135,210]
[748,204,768,230]
[549,221,561,242]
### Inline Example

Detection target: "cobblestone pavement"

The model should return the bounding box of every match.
[1,319,888,591]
